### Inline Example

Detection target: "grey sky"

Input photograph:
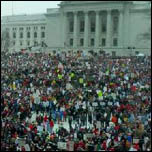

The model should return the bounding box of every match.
[1,1,61,16]
[1,1,149,17]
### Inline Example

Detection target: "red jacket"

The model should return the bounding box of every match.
[29,124,34,130]
[44,115,48,122]
[133,143,139,150]
[102,141,107,150]
[78,141,85,149]
[50,120,54,128]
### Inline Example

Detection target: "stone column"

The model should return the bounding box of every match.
[84,11,89,48]
[95,10,100,48]
[63,12,67,48]
[118,9,123,47]
[106,10,111,47]
[73,11,78,48]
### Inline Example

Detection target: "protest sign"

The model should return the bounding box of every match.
[57,142,67,150]
[97,121,101,129]
[86,134,94,139]
[58,74,63,80]
[133,139,139,144]
[79,78,83,84]
[67,141,74,151]
[18,138,26,146]
[108,102,112,106]
[24,144,30,151]
[37,126,43,133]
[92,102,98,107]
[100,102,106,106]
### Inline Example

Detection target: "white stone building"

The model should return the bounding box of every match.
[1,14,46,52]
[1,1,151,56]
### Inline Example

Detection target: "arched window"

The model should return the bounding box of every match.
[27,32,30,38]
[34,32,37,38]
[20,32,23,38]
[41,32,45,38]
[13,32,16,38]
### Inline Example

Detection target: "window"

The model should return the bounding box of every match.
[41,32,45,38]
[113,17,118,33]
[113,38,118,46]
[6,32,9,38]
[34,32,37,38]
[41,41,45,47]
[90,21,95,32]
[19,27,23,30]
[13,32,16,38]
[34,26,38,30]
[27,32,30,38]
[91,38,94,46]
[13,41,15,46]
[102,17,107,32]
[20,32,23,38]
[34,41,38,46]
[20,41,22,46]
[80,38,84,46]
[80,20,84,32]
[70,38,73,46]
[13,28,16,31]
[102,38,106,46]
[112,51,116,57]
[26,27,30,30]
[27,41,30,46]
[6,28,9,31]
[41,26,45,30]
[69,21,74,32]
[135,51,139,55]
[102,24,106,32]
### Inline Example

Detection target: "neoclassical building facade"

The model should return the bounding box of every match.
[1,1,151,56]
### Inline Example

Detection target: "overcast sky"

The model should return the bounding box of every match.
[1,1,149,16]
[1,1,61,16]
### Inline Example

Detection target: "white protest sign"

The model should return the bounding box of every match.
[24,144,30,151]
[92,102,98,107]
[6,92,11,96]
[74,133,77,139]
[86,134,94,139]
[18,138,26,146]
[37,126,43,132]
[103,86,107,92]
[100,102,106,106]
[83,134,87,140]
[108,102,112,106]
[58,142,67,150]
[97,121,101,129]
[133,139,139,144]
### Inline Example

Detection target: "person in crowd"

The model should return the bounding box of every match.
[1,51,151,151]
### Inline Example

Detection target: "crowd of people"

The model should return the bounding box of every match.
[1,50,151,151]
